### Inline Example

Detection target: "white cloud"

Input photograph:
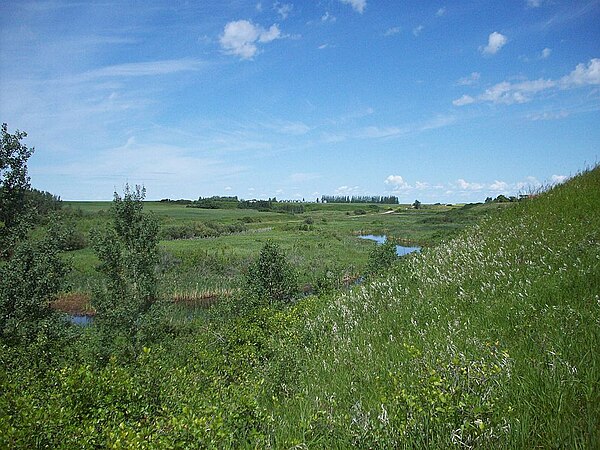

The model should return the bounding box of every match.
[452,94,475,106]
[340,0,366,14]
[457,72,481,86]
[526,0,543,7]
[357,126,403,139]
[551,174,568,184]
[540,47,552,59]
[275,121,311,135]
[274,2,293,19]
[219,20,282,60]
[480,31,507,55]
[436,7,446,17]
[385,175,410,190]
[413,25,424,36]
[489,180,509,191]
[560,58,600,87]
[456,179,484,190]
[454,60,600,107]
[384,26,401,36]
[318,43,330,50]
[335,185,361,195]
[527,110,569,121]
[81,59,206,79]
[321,12,336,23]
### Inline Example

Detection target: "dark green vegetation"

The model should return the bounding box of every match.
[2,126,599,448]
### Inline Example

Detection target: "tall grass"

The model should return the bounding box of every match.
[266,167,600,448]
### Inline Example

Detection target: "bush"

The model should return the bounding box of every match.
[366,241,398,275]
[0,232,70,346]
[91,185,159,357]
[245,241,298,306]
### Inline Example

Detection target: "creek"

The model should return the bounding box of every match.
[358,234,421,256]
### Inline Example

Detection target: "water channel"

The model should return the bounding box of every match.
[358,234,421,256]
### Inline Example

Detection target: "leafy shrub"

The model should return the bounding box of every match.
[91,185,159,357]
[245,241,298,306]
[366,241,398,275]
[0,232,70,346]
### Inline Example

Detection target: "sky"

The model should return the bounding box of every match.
[1,0,599,202]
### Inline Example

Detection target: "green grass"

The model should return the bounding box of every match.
[2,168,598,448]
[265,167,600,448]
[63,200,491,298]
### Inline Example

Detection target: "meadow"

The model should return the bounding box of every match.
[1,168,598,448]
[62,199,505,309]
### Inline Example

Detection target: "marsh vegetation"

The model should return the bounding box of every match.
[1,125,599,448]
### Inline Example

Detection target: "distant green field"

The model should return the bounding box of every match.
[63,200,507,297]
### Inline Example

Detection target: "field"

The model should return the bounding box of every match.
[63,199,502,306]
[1,168,598,448]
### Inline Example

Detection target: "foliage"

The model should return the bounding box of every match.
[91,185,160,352]
[321,194,399,204]
[25,188,62,221]
[0,226,69,346]
[0,123,34,258]
[245,241,298,305]
[366,240,398,275]
[1,167,599,448]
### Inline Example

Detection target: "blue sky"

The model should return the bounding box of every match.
[1,0,599,202]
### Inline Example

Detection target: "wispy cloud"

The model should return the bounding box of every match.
[454,58,600,106]
[384,26,401,36]
[436,7,446,17]
[457,72,481,86]
[335,185,361,195]
[527,110,569,121]
[81,59,206,79]
[219,20,282,59]
[480,31,508,55]
[413,25,424,36]
[263,120,311,135]
[320,11,336,23]
[340,0,366,14]
[274,2,293,19]
[540,47,552,59]
[289,172,321,183]
[526,0,545,8]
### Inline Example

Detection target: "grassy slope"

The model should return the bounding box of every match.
[268,167,600,448]
[2,169,598,448]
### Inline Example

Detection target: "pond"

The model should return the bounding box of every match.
[70,315,93,326]
[358,235,421,256]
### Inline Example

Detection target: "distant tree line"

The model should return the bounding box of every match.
[485,194,530,204]
[184,196,305,214]
[320,195,399,204]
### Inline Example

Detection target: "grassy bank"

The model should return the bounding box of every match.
[267,167,600,448]
[2,168,597,448]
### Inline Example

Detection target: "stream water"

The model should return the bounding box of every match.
[358,234,421,256]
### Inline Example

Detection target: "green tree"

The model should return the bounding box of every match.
[91,185,159,347]
[366,240,398,276]
[246,241,298,305]
[413,199,422,209]
[0,215,70,347]
[0,123,34,258]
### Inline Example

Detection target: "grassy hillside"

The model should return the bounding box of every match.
[267,167,600,448]
[1,168,598,448]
